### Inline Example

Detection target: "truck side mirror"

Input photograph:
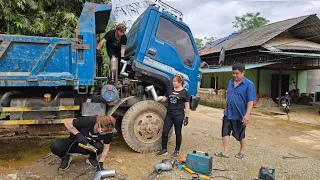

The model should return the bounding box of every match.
[218,47,225,66]
[200,61,209,69]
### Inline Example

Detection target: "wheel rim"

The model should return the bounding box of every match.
[133,111,164,144]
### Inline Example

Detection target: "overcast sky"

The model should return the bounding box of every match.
[114,0,320,39]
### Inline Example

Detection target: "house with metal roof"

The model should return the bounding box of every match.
[199,14,320,102]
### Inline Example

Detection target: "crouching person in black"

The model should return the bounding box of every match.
[50,115,115,171]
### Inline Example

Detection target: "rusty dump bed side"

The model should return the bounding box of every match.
[0,35,78,87]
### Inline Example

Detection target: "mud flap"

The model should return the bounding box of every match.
[107,96,135,116]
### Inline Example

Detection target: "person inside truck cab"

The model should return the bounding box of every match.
[50,115,115,171]
[96,23,127,71]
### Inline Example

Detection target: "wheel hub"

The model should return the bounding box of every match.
[133,111,163,144]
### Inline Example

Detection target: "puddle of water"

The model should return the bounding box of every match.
[0,137,53,173]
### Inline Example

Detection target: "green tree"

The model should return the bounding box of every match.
[98,19,117,77]
[204,37,216,46]
[0,0,87,37]
[195,38,204,49]
[232,12,269,33]
[0,0,149,38]
[195,37,217,49]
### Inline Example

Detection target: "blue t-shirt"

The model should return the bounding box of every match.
[224,77,256,120]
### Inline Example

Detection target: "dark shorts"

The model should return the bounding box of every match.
[222,116,246,141]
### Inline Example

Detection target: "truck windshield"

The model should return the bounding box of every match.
[156,17,195,68]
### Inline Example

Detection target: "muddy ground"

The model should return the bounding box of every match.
[1,105,320,180]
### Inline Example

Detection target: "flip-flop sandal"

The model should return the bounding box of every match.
[214,152,229,158]
[235,152,245,159]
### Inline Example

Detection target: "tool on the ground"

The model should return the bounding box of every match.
[92,150,117,180]
[78,143,98,153]
[154,159,174,173]
[181,165,209,180]
[192,174,199,180]
[191,173,207,180]
[186,150,212,175]
[93,169,116,180]
[258,166,275,180]
[179,156,186,164]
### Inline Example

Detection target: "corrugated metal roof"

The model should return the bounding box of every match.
[259,51,320,58]
[200,14,320,56]
[270,45,320,51]
[262,36,320,51]
[202,62,278,74]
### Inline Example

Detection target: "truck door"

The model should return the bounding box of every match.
[144,13,198,94]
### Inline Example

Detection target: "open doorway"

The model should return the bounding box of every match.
[271,74,289,101]
[210,76,218,89]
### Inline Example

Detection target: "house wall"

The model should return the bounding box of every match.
[307,69,320,93]
[201,74,211,88]
[200,69,258,91]
[259,69,307,95]
[200,69,307,95]
[298,71,307,93]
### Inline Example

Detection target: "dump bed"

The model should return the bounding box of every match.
[0,35,77,86]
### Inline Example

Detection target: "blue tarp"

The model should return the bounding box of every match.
[198,33,239,51]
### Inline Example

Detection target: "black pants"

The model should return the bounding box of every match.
[162,113,184,151]
[50,137,103,159]
[222,116,246,141]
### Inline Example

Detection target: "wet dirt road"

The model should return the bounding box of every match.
[1,105,320,180]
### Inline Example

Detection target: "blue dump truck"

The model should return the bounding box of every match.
[0,1,202,153]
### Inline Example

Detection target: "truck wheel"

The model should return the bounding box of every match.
[121,100,166,153]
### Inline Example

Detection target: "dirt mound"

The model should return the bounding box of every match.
[255,97,278,108]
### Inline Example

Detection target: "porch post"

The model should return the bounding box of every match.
[277,62,283,104]
[257,68,260,94]
[295,70,298,89]
[215,73,217,90]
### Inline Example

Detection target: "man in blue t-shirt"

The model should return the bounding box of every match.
[215,63,256,159]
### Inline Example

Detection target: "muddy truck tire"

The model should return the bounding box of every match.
[121,100,166,153]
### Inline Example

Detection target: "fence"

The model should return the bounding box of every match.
[197,88,226,108]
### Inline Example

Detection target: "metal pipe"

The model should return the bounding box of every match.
[145,85,163,101]
[120,59,129,77]
[111,72,114,82]
[93,169,116,180]
[154,163,172,173]
[110,56,117,82]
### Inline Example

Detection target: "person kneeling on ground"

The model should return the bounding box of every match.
[50,115,115,171]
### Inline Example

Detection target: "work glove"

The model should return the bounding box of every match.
[183,117,189,126]
[96,162,104,171]
[76,133,89,145]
